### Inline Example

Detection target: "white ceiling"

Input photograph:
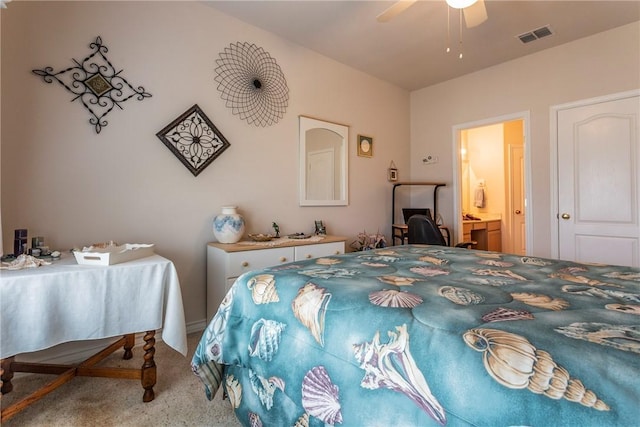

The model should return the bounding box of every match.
[205,1,640,91]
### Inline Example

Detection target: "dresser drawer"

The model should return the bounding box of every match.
[227,247,293,277]
[207,236,347,322]
[294,241,345,261]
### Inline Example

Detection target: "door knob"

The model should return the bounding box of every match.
[515,210,521,214]
[561,213,571,219]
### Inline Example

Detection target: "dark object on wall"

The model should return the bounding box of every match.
[388,161,398,182]
[32,36,151,134]
[214,42,289,127]
[156,104,230,177]
[357,134,373,157]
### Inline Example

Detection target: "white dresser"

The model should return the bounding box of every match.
[206,235,347,321]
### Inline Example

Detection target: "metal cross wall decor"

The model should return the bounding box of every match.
[156,104,231,177]
[32,36,152,134]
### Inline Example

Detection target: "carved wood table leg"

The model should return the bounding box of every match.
[1,357,15,395]
[141,330,156,402]
[123,333,135,360]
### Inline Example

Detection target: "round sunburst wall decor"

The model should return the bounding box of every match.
[214,42,289,127]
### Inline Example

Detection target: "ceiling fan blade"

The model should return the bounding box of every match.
[463,0,488,28]
[376,0,418,23]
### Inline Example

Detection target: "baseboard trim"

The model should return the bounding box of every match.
[186,318,207,335]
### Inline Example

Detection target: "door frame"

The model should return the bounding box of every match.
[451,111,532,254]
[550,89,640,259]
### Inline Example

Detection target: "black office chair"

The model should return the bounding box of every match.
[407,214,476,248]
[402,208,432,224]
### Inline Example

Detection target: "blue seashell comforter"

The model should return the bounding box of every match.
[191,245,640,426]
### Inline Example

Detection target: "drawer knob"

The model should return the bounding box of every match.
[241,261,249,267]
[305,254,312,259]
[280,257,287,262]
[334,250,341,255]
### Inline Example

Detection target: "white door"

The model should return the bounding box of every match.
[557,94,640,267]
[307,148,335,200]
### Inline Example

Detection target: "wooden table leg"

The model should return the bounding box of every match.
[2,331,158,421]
[1,357,15,394]
[141,331,156,402]
[123,333,135,360]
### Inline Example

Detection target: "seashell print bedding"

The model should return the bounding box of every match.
[191,245,640,426]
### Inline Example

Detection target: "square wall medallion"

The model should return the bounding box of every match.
[156,105,231,176]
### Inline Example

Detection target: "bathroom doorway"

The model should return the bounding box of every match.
[453,112,531,255]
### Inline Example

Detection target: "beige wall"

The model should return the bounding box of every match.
[410,21,640,257]
[0,1,410,327]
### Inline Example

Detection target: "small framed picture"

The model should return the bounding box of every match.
[357,134,373,158]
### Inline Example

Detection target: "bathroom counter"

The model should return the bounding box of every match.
[462,217,502,252]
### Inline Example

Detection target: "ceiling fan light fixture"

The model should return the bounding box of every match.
[446,0,477,9]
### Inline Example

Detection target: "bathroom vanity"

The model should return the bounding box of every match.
[462,218,502,252]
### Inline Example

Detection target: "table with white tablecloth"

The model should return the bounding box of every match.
[0,253,188,421]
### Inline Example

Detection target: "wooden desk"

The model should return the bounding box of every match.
[0,254,187,422]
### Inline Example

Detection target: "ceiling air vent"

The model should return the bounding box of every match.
[517,25,554,44]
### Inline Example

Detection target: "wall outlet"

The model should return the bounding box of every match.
[422,155,439,164]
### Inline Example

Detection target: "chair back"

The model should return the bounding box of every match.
[407,214,447,246]
[402,208,432,223]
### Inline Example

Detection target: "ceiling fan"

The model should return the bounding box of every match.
[377,0,488,28]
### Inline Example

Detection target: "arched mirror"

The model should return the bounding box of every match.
[299,116,349,206]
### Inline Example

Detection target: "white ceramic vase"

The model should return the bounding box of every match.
[213,206,246,244]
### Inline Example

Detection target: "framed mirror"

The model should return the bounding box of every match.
[299,116,349,206]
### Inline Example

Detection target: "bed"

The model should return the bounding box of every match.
[191,245,640,426]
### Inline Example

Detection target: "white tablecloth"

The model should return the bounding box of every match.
[0,254,187,359]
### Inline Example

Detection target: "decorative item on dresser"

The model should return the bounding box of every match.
[212,206,246,244]
[206,235,346,321]
[314,220,326,235]
[350,230,386,251]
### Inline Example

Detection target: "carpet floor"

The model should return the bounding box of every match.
[1,333,242,427]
